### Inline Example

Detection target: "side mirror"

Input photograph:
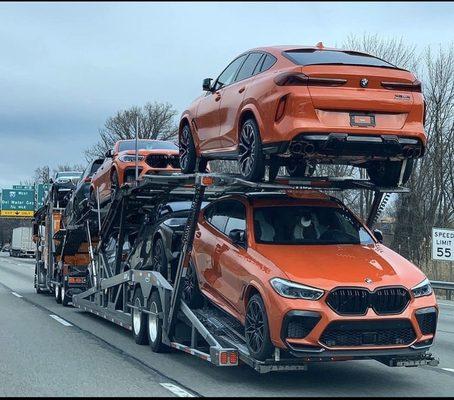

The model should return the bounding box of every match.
[105,149,114,158]
[202,78,213,92]
[373,229,384,244]
[49,178,54,184]
[229,229,246,247]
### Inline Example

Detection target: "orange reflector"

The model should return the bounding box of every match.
[201,176,215,186]
[220,351,228,365]
[229,352,238,365]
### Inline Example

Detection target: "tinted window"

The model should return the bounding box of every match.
[253,205,374,245]
[260,54,276,72]
[205,200,245,235]
[214,55,247,90]
[235,52,263,82]
[284,49,397,68]
[118,140,178,152]
[89,159,104,175]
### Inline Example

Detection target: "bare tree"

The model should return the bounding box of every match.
[85,102,179,160]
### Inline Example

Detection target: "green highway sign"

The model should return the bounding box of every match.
[13,185,34,190]
[0,188,35,217]
[36,184,51,209]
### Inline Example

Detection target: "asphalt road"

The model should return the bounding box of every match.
[0,252,453,397]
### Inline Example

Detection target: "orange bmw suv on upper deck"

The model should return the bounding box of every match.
[182,192,437,362]
[90,139,180,205]
[179,44,426,184]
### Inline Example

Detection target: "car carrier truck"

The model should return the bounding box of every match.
[11,227,35,258]
[33,172,439,373]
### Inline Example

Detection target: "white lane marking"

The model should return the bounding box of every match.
[49,315,73,327]
[442,368,454,373]
[160,383,194,397]
[11,292,23,298]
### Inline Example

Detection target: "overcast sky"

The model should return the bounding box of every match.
[0,1,453,188]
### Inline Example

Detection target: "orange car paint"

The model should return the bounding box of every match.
[192,194,437,351]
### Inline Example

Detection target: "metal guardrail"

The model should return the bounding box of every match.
[431,280,454,291]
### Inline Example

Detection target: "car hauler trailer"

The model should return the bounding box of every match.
[48,172,439,373]
[33,187,90,300]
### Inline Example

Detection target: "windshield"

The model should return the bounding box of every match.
[118,140,178,152]
[56,171,82,178]
[284,49,398,69]
[253,205,374,245]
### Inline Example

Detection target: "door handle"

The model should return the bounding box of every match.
[215,91,221,102]
[195,231,201,239]
[238,87,246,93]
[214,244,223,253]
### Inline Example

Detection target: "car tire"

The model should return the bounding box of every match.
[367,159,414,187]
[61,283,71,307]
[131,287,149,345]
[152,237,169,279]
[286,160,315,178]
[182,261,204,308]
[179,124,197,174]
[245,294,274,361]
[148,290,170,353]
[238,118,265,182]
[55,283,62,304]
[268,159,280,183]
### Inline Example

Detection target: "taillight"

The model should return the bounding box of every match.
[274,72,346,87]
[275,95,288,122]
[381,79,422,92]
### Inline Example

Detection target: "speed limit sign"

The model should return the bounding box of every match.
[432,228,454,261]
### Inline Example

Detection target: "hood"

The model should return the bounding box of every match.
[255,243,426,291]
[120,149,179,157]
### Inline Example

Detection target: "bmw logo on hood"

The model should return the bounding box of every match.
[360,78,369,88]
[365,277,373,284]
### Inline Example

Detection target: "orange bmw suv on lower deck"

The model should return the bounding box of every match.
[182,192,437,362]
[179,44,426,184]
[90,139,180,205]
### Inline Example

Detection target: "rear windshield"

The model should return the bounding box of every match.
[118,140,178,152]
[253,205,374,245]
[284,49,397,69]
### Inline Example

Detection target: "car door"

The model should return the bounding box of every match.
[93,157,112,202]
[196,54,248,153]
[218,52,264,150]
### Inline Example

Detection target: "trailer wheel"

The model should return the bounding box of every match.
[55,283,62,304]
[245,294,273,361]
[132,287,149,345]
[182,261,204,308]
[148,290,169,353]
[61,283,70,307]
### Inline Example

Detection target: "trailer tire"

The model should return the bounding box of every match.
[132,287,149,345]
[55,283,62,304]
[148,290,170,353]
[61,283,70,307]
[245,294,273,361]
[182,261,204,309]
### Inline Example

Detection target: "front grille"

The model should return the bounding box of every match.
[320,319,416,347]
[327,287,410,315]
[416,308,437,335]
[327,288,369,315]
[373,287,410,314]
[146,154,180,169]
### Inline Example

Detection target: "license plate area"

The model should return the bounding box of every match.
[350,113,376,127]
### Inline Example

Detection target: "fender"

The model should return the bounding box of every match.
[237,101,266,142]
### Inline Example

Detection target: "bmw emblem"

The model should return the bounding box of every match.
[365,277,373,284]
[360,78,369,88]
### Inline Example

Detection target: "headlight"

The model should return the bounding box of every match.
[118,155,145,162]
[411,278,433,298]
[163,218,187,228]
[270,278,324,300]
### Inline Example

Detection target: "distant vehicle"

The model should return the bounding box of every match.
[179,44,426,183]
[90,139,181,206]
[10,227,35,258]
[50,171,83,208]
[63,159,104,226]
[127,201,209,282]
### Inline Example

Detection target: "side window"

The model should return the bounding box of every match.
[260,54,277,72]
[235,52,263,82]
[214,55,248,90]
[204,202,228,233]
[224,201,246,237]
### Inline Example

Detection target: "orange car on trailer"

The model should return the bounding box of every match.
[179,44,426,183]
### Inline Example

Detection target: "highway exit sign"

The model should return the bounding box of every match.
[1,189,35,216]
